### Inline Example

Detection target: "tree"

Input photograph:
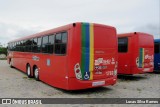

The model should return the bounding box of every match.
[0,47,7,55]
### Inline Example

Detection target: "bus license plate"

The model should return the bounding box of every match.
[143,68,150,72]
[92,81,105,86]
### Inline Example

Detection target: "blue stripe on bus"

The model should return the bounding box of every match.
[84,23,90,75]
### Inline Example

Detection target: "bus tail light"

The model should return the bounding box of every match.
[74,63,82,80]
[76,69,80,73]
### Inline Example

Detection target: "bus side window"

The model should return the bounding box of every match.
[32,38,38,53]
[118,37,128,53]
[17,42,20,51]
[26,39,32,52]
[20,41,23,52]
[22,40,26,52]
[23,40,27,52]
[48,35,54,53]
[12,43,14,51]
[55,33,61,54]
[61,32,67,54]
[42,36,49,53]
[154,43,160,54]
[11,43,13,51]
[55,32,67,55]
[37,37,42,53]
[15,42,17,51]
[14,42,16,51]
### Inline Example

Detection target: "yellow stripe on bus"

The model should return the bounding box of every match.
[142,48,145,68]
[89,23,94,80]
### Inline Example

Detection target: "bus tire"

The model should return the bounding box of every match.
[34,66,39,81]
[26,64,32,78]
[9,59,13,68]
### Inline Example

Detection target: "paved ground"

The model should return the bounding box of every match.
[0,60,160,107]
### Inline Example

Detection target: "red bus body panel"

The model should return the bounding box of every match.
[7,22,118,90]
[118,32,154,75]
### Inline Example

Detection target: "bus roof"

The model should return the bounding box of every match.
[118,32,153,38]
[8,22,115,43]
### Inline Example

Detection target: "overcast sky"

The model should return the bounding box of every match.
[0,0,159,46]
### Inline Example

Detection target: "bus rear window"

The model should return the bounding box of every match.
[118,37,128,53]
[154,43,160,53]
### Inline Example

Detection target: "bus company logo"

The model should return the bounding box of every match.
[95,65,99,70]
[95,58,116,65]
[95,70,102,75]
[95,65,107,70]
[106,71,114,76]
[95,51,105,54]
[111,58,116,65]
[2,99,11,104]
[32,56,39,61]
[95,58,106,65]
[94,65,102,75]
[145,54,153,60]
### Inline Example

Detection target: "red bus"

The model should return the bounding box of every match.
[7,22,118,90]
[118,32,154,75]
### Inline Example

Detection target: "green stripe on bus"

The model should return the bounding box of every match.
[139,48,143,68]
[81,23,86,79]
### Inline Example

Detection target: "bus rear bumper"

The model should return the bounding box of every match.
[133,67,154,74]
[118,67,154,75]
[67,76,117,90]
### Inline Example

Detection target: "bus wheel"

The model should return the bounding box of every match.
[9,59,13,68]
[27,64,32,78]
[34,67,39,81]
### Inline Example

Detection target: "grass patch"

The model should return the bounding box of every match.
[23,77,28,79]
[23,77,34,80]
[137,88,141,91]
[0,58,7,60]
[28,78,34,80]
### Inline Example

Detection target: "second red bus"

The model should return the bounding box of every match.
[118,32,154,75]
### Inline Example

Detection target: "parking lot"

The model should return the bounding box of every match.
[0,60,159,99]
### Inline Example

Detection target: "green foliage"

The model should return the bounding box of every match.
[0,58,7,60]
[0,47,7,55]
